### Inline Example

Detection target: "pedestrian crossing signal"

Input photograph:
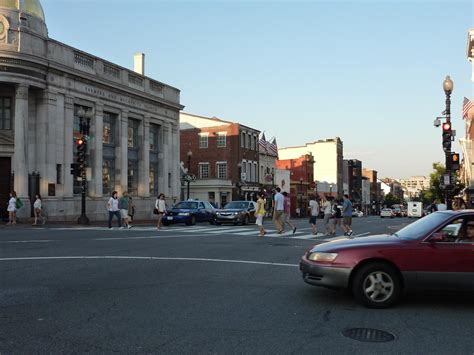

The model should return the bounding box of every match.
[451,152,460,171]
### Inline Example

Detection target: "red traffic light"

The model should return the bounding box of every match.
[77,138,84,145]
[442,122,451,131]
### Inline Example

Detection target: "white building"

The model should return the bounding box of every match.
[274,168,291,194]
[278,137,343,196]
[0,1,183,220]
[399,176,430,199]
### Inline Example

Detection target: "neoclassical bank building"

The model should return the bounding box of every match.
[0,0,183,220]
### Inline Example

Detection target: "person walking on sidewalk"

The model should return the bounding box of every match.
[256,191,267,237]
[155,193,167,230]
[107,191,122,229]
[342,194,353,237]
[282,192,297,234]
[273,187,285,234]
[322,197,333,236]
[119,192,132,229]
[33,194,45,225]
[308,195,320,235]
[7,191,17,225]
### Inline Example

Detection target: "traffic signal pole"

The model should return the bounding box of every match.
[444,83,452,210]
[77,136,90,225]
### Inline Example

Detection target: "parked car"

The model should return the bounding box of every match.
[300,210,474,308]
[215,201,257,225]
[380,208,395,218]
[163,201,215,226]
[352,209,364,218]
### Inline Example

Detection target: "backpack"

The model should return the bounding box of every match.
[15,198,23,209]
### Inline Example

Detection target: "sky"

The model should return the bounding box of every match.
[42,0,474,178]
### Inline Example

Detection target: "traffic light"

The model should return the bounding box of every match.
[451,152,460,171]
[70,163,80,177]
[442,122,452,152]
[76,138,86,170]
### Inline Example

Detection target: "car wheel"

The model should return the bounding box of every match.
[351,262,401,308]
[215,221,221,226]
[186,216,196,226]
[381,216,384,218]
[162,221,170,226]
[243,215,249,225]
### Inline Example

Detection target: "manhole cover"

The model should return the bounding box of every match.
[342,328,395,343]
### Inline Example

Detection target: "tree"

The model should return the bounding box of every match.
[383,193,400,207]
[418,162,464,207]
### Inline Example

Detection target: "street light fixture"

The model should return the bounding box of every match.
[186,150,193,200]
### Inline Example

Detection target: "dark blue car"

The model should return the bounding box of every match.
[162,201,215,226]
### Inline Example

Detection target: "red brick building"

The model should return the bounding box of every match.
[180,113,260,207]
[276,154,314,217]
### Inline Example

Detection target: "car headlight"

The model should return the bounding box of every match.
[178,212,190,216]
[216,212,221,215]
[308,252,338,262]
[234,212,240,215]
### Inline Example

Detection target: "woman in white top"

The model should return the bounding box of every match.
[7,191,17,225]
[107,191,122,229]
[155,193,167,230]
[33,194,45,225]
[322,197,333,236]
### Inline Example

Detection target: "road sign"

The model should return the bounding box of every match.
[443,174,450,186]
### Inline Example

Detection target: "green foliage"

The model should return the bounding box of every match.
[417,162,464,206]
[383,193,401,207]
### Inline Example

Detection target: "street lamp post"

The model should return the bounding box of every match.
[186,150,192,200]
[443,75,454,210]
[77,107,93,225]
[299,177,304,217]
[237,162,242,200]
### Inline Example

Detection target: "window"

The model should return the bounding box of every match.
[217,162,227,179]
[199,133,208,148]
[103,159,115,196]
[150,164,158,197]
[0,97,11,130]
[199,163,210,179]
[103,112,117,145]
[216,132,227,147]
[128,119,139,148]
[246,134,251,149]
[128,161,138,195]
[56,164,62,185]
[241,132,245,148]
[149,124,159,151]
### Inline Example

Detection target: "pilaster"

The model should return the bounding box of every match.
[91,103,104,197]
[63,95,74,198]
[13,84,29,198]
[138,116,150,197]
[117,110,128,194]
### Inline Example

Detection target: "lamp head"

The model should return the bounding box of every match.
[443,75,454,94]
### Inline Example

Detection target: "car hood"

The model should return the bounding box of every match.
[310,234,400,252]
[217,209,245,213]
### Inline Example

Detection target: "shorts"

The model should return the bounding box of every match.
[324,214,332,224]
[256,215,264,226]
[281,213,289,223]
[120,209,129,218]
[333,217,342,225]
[309,216,317,225]
[343,216,352,226]
[273,210,284,221]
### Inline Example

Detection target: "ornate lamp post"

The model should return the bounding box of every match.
[443,75,454,210]
[299,177,304,217]
[186,150,192,200]
[237,162,242,200]
[77,107,93,225]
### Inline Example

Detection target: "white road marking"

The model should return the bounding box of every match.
[2,240,55,243]
[0,256,298,267]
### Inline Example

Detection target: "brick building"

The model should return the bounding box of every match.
[276,154,314,217]
[363,168,381,214]
[180,113,260,207]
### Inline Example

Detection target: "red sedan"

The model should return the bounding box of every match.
[300,211,474,308]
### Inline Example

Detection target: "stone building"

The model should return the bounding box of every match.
[0,0,183,220]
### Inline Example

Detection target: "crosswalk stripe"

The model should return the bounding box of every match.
[206,228,250,234]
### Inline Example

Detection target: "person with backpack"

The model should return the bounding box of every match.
[7,191,17,225]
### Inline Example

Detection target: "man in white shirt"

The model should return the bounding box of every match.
[308,195,320,235]
[273,187,285,233]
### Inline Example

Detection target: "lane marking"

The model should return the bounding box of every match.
[2,240,55,244]
[0,256,298,267]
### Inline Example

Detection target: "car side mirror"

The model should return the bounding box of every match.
[430,233,445,243]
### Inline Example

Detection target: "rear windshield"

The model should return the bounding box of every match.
[396,212,452,240]
[174,202,198,209]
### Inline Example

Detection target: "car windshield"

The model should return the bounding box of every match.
[224,202,249,210]
[174,202,198,209]
[395,212,452,240]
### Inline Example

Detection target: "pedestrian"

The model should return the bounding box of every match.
[429,200,438,213]
[273,187,285,234]
[331,200,343,236]
[33,194,45,225]
[128,196,135,222]
[342,194,353,237]
[256,191,267,237]
[296,207,301,218]
[155,193,167,230]
[282,191,297,234]
[119,192,132,229]
[308,195,320,235]
[107,191,122,229]
[7,191,17,225]
[322,197,333,236]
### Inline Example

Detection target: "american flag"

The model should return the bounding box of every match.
[259,133,268,153]
[268,138,278,158]
[463,97,474,120]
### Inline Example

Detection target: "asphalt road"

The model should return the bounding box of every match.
[0,216,473,354]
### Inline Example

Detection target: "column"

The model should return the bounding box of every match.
[171,122,180,200]
[44,91,58,197]
[138,115,150,197]
[162,123,171,196]
[13,84,29,198]
[116,110,128,194]
[91,103,103,197]
[63,95,74,197]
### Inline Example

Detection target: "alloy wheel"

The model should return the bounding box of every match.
[362,271,394,303]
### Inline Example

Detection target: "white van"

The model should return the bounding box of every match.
[407,202,423,218]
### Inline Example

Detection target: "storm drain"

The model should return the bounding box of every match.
[342,328,395,343]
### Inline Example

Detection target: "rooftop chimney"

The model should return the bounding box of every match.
[133,52,145,76]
